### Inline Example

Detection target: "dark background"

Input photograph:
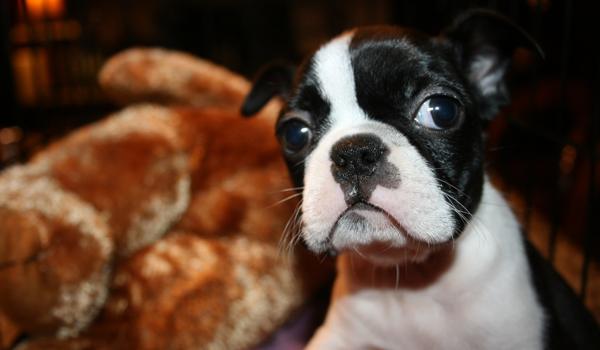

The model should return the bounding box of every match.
[0,0,598,321]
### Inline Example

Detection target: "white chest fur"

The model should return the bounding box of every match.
[307,181,545,350]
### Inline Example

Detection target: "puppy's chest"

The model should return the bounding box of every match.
[329,239,539,349]
[332,286,496,349]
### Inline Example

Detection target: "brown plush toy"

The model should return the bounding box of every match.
[0,49,332,349]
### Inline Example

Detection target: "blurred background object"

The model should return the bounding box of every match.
[0,0,598,325]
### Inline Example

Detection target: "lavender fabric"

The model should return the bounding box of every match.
[255,287,331,350]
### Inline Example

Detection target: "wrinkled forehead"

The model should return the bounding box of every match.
[286,27,464,124]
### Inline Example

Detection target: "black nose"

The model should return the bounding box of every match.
[330,134,386,178]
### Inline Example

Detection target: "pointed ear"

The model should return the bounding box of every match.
[241,62,295,117]
[444,9,544,120]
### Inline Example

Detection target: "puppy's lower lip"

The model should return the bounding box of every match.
[346,201,381,212]
[327,202,403,245]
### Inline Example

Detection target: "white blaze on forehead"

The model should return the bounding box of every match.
[312,32,369,125]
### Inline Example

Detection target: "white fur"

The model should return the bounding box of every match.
[468,55,507,97]
[302,121,455,253]
[307,182,544,349]
[312,31,368,127]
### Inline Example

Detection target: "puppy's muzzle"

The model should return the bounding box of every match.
[330,133,398,205]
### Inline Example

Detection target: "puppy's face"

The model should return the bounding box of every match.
[243,11,540,265]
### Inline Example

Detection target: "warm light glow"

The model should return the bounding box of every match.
[11,20,82,44]
[24,0,65,19]
[12,48,51,106]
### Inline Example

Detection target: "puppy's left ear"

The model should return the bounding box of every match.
[241,62,295,117]
[444,9,544,120]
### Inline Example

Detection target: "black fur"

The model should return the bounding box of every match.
[276,58,332,188]
[241,62,295,116]
[348,26,484,235]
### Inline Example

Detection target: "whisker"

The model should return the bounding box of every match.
[286,201,304,255]
[278,199,303,256]
[443,191,497,248]
[271,186,305,193]
[294,158,307,168]
[352,246,368,259]
[267,192,302,209]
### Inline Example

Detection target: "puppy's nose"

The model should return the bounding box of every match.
[330,134,386,177]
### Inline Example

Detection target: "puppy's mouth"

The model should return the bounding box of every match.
[328,201,396,237]
[324,202,431,264]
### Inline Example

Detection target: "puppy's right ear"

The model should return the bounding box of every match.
[241,62,295,117]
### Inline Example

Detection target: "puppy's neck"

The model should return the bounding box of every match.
[335,245,455,294]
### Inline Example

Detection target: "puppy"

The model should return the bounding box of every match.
[242,10,545,350]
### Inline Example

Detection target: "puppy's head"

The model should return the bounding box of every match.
[242,10,541,265]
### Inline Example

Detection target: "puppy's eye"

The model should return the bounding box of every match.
[279,119,312,154]
[415,96,461,130]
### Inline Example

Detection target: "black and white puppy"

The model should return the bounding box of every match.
[243,10,545,350]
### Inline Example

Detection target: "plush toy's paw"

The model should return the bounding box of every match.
[0,166,112,338]
[99,48,250,109]
[88,233,308,349]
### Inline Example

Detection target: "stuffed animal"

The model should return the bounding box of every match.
[0,49,332,349]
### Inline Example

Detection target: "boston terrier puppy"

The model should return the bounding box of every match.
[242,10,546,350]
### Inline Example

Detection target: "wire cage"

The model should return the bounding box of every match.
[0,0,598,347]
